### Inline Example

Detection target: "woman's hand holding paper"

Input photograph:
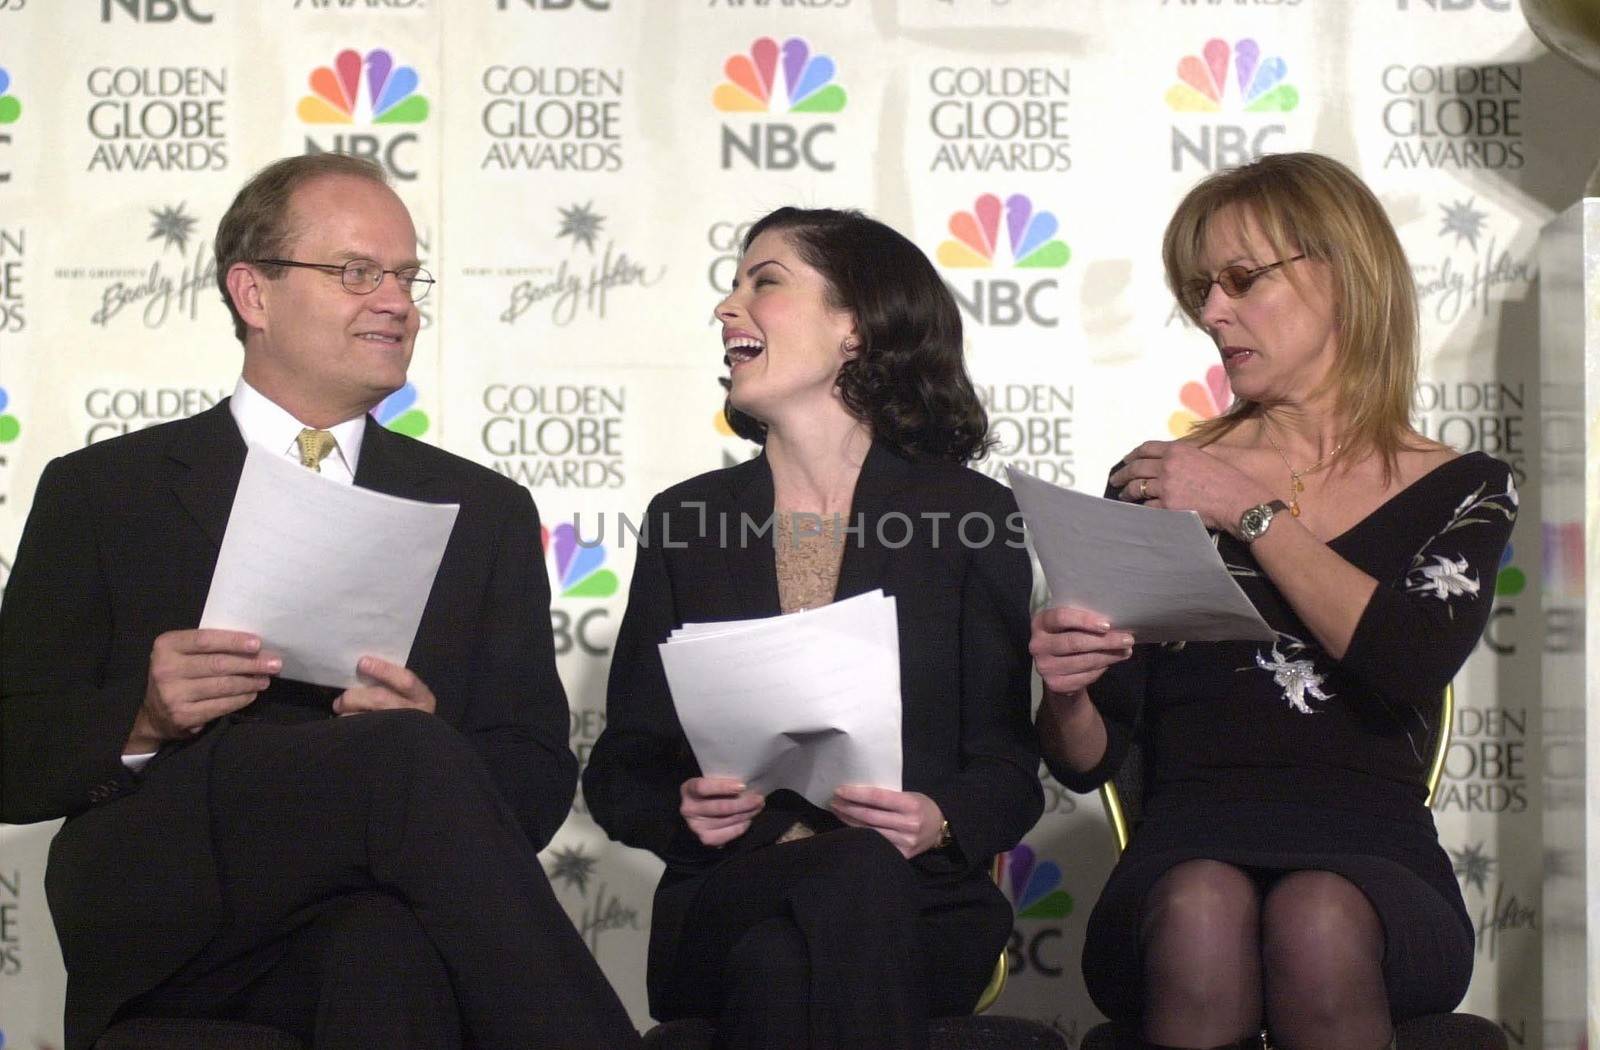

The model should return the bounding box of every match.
[680,776,765,847]
[829,786,945,859]
[1031,606,1127,779]
[1030,607,1134,697]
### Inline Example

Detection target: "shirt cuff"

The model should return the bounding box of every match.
[121,751,156,773]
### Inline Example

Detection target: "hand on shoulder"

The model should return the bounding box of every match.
[1107,438,1274,533]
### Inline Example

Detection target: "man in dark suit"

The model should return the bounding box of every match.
[0,154,640,1050]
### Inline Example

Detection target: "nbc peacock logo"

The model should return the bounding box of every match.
[1168,364,1232,437]
[714,37,847,114]
[1167,40,1297,173]
[936,194,1066,328]
[1543,522,1583,602]
[299,49,430,125]
[0,386,19,444]
[542,522,619,599]
[298,48,428,181]
[716,38,845,172]
[1166,39,1298,114]
[713,407,760,469]
[373,383,428,438]
[0,67,19,125]
[999,843,1073,920]
[937,193,1069,270]
[1495,543,1525,599]
[0,66,18,185]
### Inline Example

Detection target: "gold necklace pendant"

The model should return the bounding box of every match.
[1264,425,1339,520]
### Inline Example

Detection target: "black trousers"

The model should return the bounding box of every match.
[655,827,1010,1050]
[127,709,640,1050]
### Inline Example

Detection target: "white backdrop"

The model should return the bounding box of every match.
[0,2,1588,1048]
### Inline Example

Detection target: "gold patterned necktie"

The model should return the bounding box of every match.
[295,428,337,473]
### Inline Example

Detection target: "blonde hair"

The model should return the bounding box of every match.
[1162,152,1421,479]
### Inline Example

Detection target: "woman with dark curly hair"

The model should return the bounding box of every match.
[584,206,1042,1050]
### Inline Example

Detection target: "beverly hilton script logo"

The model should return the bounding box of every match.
[1412,197,1531,324]
[1451,840,1536,962]
[546,844,639,955]
[492,202,664,327]
[58,202,217,328]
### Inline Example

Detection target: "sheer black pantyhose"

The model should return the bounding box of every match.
[1138,860,1393,1050]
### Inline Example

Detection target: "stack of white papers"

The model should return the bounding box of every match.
[1007,466,1275,643]
[199,445,460,687]
[658,589,903,807]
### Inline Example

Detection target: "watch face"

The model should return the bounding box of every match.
[1241,505,1269,540]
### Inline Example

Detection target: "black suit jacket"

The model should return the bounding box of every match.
[0,400,574,1049]
[582,442,1043,1013]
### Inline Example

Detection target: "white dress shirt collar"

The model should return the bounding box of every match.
[228,377,368,484]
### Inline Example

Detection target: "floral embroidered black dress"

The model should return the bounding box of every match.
[1049,452,1518,1022]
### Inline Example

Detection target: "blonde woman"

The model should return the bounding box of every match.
[1033,153,1515,1050]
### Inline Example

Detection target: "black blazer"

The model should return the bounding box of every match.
[0,400,574,1050]
[582,441,1043,1011]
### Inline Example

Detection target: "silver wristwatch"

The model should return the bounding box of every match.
[1238,499,1289,543]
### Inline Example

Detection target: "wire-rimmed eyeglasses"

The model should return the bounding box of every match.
[254,258,435,303]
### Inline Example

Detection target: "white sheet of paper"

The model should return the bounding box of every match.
[1007,466,1275,643]
[659,590,903,807]
[199,444,461,687]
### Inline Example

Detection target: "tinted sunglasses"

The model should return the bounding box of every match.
[1179,254,1306,314]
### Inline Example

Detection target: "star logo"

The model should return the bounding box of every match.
[1450,841,1496,895]
[1438,198,1488,251]
[556,202,605,253]
[148,203,198,254]
[546,845,598,895]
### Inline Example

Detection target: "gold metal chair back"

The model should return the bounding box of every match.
[973,855,1008,1012]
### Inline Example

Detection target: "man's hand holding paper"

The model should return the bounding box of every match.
[125,628,281,753]
[198,445,460,689]
[333,654,439,716]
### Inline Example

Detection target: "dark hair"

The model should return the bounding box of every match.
[721,207,992,464]
[214,153,390,344]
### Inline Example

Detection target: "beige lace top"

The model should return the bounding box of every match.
[771,512,845,843]
[774,512,845,615]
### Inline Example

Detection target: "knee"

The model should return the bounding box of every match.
[342,709,478,774]
[821,827,916,901]
[1138,861,1260,1011]
[1141,860,1259,947]
[1262,871,1383,964]
[358,707,461,749]
[726,916,808,985]
[319,890,444,979]
[322,711,499,834]
[1262,872,1384,1008]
